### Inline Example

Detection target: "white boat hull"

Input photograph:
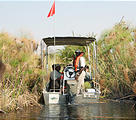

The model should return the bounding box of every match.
[43,90,67,105]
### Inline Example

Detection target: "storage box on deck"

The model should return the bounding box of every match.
[86,89,96,95]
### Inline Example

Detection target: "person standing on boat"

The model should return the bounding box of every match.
[73,50,86,95]
[49,64,62,92]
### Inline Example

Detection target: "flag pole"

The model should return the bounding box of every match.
[53,14,56,92]
[47,0,56,92]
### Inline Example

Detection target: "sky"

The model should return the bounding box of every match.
[0,0,136,45]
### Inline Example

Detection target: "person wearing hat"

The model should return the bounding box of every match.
[73,50,86,95]
[49,64,62,92]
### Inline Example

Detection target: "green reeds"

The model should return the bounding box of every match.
[97,21,136,98]
[0,32,43,112]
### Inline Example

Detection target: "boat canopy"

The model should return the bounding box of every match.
[42,37,96,46]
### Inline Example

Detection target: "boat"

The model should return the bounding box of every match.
[41,37,101,105]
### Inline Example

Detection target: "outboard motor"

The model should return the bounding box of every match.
[63,66,77,101]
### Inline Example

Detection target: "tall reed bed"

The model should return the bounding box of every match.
[0,32,43,112]
[97,21,136,98]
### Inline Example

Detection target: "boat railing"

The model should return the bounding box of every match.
[92,79,100,93]
[48,89,61,93]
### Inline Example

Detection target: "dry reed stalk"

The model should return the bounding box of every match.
[133,29,136,42]
[0,60,5,81]
[0,88,41,111]
[133,59,136,67]
[123,68,131,84]
[132,81,136,94]
[99,79,106,90]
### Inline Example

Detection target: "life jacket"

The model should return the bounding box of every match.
[60,74,64,80]
[74,52,84,71]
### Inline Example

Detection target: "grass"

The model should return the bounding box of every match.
[0,32,43,112]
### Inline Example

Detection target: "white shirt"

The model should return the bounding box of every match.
[79,56,85,68]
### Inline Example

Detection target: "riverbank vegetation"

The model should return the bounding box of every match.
[0,21,136,112]
[58,21,136,99]
[0,33,43,112]
[97,21,136,98]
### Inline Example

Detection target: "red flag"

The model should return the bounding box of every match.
[47,1,55,18]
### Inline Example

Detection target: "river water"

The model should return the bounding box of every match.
[0,100,136,120]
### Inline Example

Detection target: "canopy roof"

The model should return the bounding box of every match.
[42,37,96,46]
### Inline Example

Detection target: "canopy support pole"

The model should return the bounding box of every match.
[95,41,100,94]
[93,42,95,84]
[87,44,92,79]
[95,41,98,83]
[41,40,44,88]
[45,45,48,74]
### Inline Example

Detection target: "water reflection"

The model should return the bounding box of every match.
[39,105,68,119]
[38,101,136,120]
[0,101,136,120]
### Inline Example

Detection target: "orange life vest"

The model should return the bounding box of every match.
[74,53,84,71]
